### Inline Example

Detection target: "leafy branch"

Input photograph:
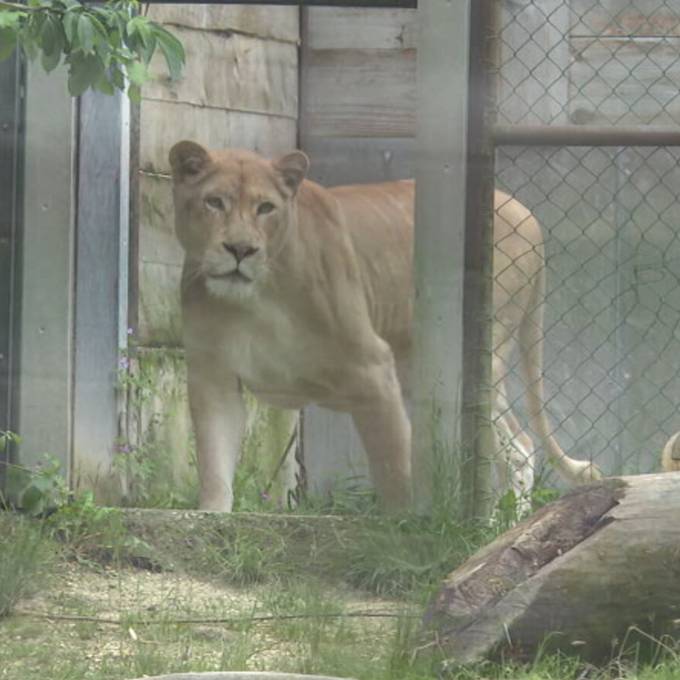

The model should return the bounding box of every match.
[0,0,185,101]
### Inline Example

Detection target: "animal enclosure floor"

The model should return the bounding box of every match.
[0,559,408,680]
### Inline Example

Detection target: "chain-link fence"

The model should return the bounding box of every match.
[491,0,680,490]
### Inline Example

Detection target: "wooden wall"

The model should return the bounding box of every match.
[126,5,300,505]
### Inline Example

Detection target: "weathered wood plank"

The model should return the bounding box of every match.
[0,53,20,475]
[72,90,125,497]
[303,406,371,498]
[569,37,680,126]
[302,48,416,138]
[570,0,680,37]
[412,0,471,510]
[306,7,417,49]
[139,100,297,174]
[138,260,183,346]
[18,64,75,474]
[146,27,298,118]
[302,136,415,186]
[147,4,300,43]
[139,173,182,268]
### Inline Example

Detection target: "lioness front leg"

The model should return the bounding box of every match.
[186,357,245,512]
[349,362,413,512]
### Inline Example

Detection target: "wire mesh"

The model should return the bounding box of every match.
[491,0,680,492]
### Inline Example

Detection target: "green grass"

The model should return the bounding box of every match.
[1,484,680,680]
[0,514,55,618]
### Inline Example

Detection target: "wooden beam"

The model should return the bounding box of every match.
[412,0,472,513]
[0,52,22,487]
[18,63,76,477]
[72,90,128,497]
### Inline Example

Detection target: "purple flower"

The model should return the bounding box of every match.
[119,356,130,370]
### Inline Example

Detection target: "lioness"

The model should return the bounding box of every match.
[170,141,602,512]
[661,431,680,472]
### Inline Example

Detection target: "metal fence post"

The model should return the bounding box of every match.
[461,0,502,519]
[412,0,472,515]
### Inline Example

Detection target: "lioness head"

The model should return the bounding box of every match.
[169,141,309,300]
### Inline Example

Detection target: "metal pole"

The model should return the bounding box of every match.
[461,0,501,521]
[412,0,472,515]
[494,124,680,147]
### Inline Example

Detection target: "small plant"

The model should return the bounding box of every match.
[46,490,153,567]
[0,428,19,453]
[3,454,69,515]
[0,514,55,617]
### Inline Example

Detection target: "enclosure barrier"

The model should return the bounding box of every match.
[483,0,680,510]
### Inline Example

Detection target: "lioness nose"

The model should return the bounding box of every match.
[223,242,259,262]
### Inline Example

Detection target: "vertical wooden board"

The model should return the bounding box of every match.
[305,7,417,49]
[137,261,183,347]
[569,37,680,126]
[139,100,297,174]
[148,4,300,43]
[139,173,182,267]
[411,0,471,509]
[303,406,371,498]
[302,48,417,138]
[18,64,75,474]
[145,28,298,118]
[0,53,20,470]
[72,90,125,495]
[498,0,570,125]
[570,0,680,37]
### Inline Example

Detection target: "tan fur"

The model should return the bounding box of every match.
[170,142,601,512]
[661,432,680,472]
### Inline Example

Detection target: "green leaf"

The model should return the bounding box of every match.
[76,13,95,52]
[62,8,78,46]
[126,59,148,86]
[140,32,156,65]
[20,484,46,515]
[0,11,24,30]
[153,25,184,81]
[41,43,61,72]
[67,52,104,96]
[93,71,114,95]
[110,62,125,90]
[39,13,57,53]
[127,81,141,103]
[0,27,17,62]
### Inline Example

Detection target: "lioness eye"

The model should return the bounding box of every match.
[257,202,275,216]
[205,196,225,210]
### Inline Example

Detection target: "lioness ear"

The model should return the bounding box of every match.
[169,141,211,183]
[274,151,309,194]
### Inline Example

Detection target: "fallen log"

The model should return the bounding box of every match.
[423,472,680,666]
